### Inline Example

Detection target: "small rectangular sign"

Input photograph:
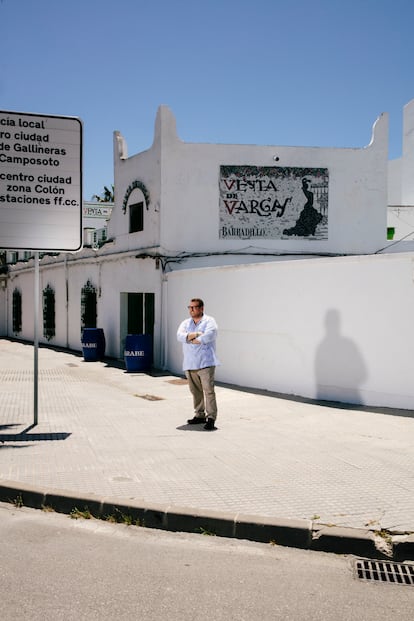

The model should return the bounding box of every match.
[0,110,82,251]
[83,205,112,218]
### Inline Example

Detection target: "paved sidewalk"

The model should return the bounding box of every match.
[1,339,414,557]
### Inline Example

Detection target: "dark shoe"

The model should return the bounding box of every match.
[204,418,215,431]
[187,416,206,425]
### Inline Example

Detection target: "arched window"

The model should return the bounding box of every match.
[43,284,55,341]
[12,288,22,334]
[81,280,97,331]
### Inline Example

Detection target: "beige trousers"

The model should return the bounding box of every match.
[185,366,217,420]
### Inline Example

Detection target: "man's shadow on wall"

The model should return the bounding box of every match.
[315,309,368,407]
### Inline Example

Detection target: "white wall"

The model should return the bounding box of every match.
[388,98,414,207]
[5,251,162,362]
[7,268,36,341]
[110,105,389,260]
[108,117,162,252]
[158,107,388,256]
[388,159,402,205]
[388,206,414,241]
[166,253,414,410]
[96,255,161,359]
[6,248,414,409]
[402,100,414,205]
[0,287,6,335]
[387,100,414,242]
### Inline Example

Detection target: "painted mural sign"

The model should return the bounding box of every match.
[219,165,328,240]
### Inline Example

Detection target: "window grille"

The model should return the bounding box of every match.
[12,288,22,333]
[42,284,55,341]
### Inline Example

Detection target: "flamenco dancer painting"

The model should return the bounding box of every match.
[283,177,323,237]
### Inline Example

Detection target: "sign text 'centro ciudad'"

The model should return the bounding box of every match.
[219,165,329,239]
[0,110,82,251]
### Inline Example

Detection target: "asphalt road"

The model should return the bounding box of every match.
[1,502,413,620]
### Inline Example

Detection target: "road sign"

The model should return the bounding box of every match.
[0,110,82,251]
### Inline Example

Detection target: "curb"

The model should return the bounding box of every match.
[1,480,413,561]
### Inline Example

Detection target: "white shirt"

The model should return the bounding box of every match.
[177,313,220,371]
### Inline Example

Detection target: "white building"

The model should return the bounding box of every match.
[82,200,113,248]
[387,101,414,242]
[1,100,414,409]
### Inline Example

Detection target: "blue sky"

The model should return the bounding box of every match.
[1,0,413,200]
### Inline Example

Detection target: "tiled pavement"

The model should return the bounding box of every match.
[1,338,414,556]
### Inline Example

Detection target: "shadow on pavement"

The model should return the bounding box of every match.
[176,424,218,432]
[0,423,71,443]
[216,381,414,419]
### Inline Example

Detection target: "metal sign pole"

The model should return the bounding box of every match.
[34,252,39,426]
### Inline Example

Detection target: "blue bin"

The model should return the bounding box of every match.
[124,334,152,372]
[81,328,106,361]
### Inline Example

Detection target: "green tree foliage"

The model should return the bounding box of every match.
[93,185,114,203]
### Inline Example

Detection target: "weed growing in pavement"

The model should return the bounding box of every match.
[374,529,393,544]
[119,512,133,525]
[13,494,23,508]
[105,514,118,523]
[41,505,55,512]
[116,508,142,526]
[104,508,144,526]
[70,507,92,520]
[121,512,133,525]
[67,505,144,526]
[198,527,216,536]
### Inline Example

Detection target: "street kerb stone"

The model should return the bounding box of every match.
[100,498,167,528]
[234,513,312,548]
[394,534,414,562]
[311,526,383,559]
[165,506,236,538]
[0,480,46,510]
[43,489,103,518]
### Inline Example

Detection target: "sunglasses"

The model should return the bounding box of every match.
[187,305,201,310]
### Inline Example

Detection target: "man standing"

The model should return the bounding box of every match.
[177,298,220,430]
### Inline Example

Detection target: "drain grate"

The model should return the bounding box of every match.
[354,559,414,586]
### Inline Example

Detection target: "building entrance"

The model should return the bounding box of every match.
[120,292,154,359]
